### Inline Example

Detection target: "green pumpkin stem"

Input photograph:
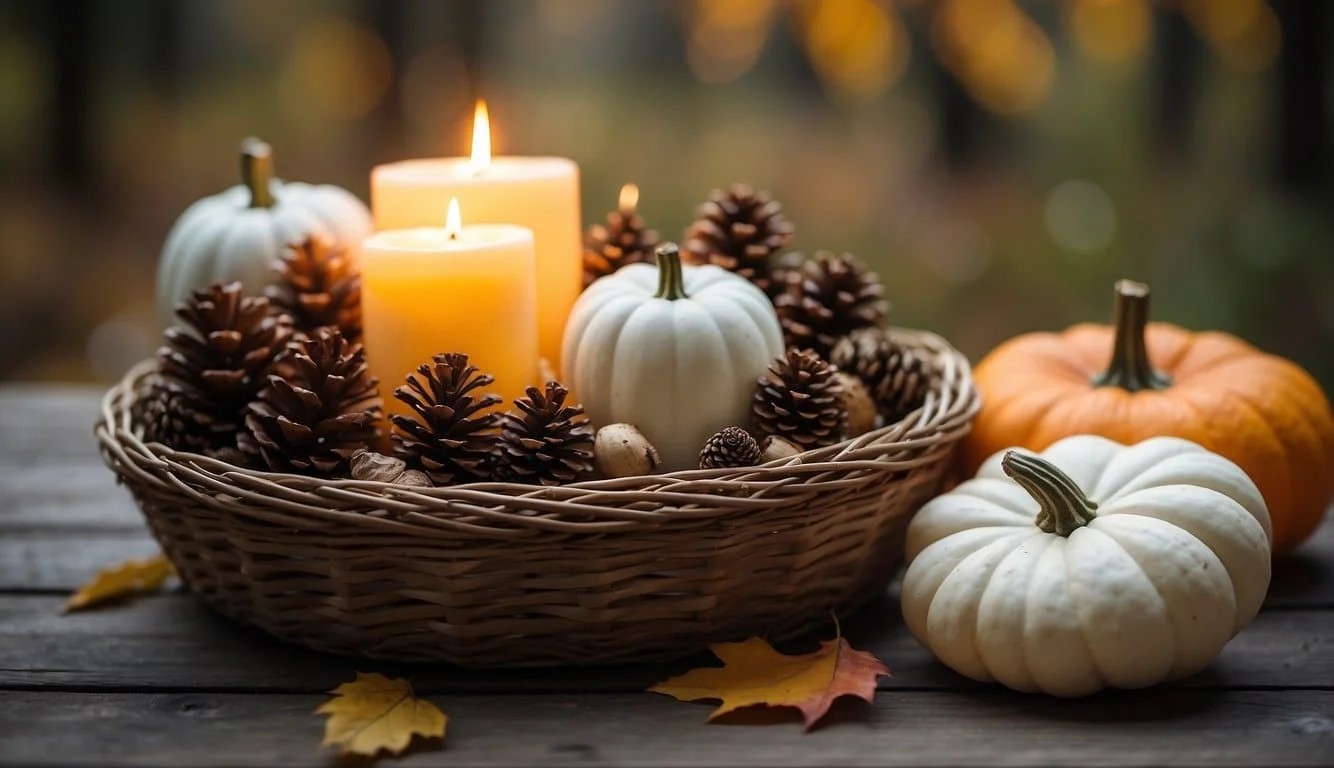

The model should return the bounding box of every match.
[654,243,689,301]
[1001,451,1098,536]
[1092,280,1172,391]
[240,137,276,209]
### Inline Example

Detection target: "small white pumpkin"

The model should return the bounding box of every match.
[155,138,372,327]
[902,435,1272,697]
[562,243,784,471]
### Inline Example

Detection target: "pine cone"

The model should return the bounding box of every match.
[497,381,594,485]
[774,252,888,359]
[751,348,847,450]
[136,375,217,452]
[584,188,660,287]
[391,353,502,485]
[830,328,932,422]
[683,184,794,296]
[141,282,292,458]
[699,427,761,469]
[268,236,362,343]
[239,328,382,476]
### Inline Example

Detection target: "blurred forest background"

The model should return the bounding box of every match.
[1,0,1331,389]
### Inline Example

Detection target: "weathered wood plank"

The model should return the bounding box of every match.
[0,385,145,531]
[0,531,161,591]
[1,593,1328,694]
[0,386,109,463]
[1,689,1331,767]
[1271,519,1334,608]
[0,465,144,530]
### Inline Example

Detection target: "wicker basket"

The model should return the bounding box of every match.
[95,328,978,666]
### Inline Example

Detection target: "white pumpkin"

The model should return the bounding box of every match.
[562,244,784,471]
[902,435,1272,697]
[155,138,372,327]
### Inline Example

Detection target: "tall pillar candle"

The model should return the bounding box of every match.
[371,103,581,368]
[360,200,537,417]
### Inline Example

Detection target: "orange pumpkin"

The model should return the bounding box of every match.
[964,280,1334,554]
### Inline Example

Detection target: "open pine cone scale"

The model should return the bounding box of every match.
[240,328,381,476]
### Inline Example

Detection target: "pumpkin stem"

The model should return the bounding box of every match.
[240,137,276,209]
[1092,280,1171,391]
[654,242,689,301]
[1001,451,1098,537]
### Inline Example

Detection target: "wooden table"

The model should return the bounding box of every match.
[3,385,1332,767]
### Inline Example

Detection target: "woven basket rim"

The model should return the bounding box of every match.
[97,326,978,537]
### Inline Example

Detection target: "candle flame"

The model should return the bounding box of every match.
[619,183,639,213]
[446,197,462,240]
[470,99,491,173]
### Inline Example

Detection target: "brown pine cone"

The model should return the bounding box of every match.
[141,282,292,459]
[774,252,888,359]
[683,183,794,296]
[136,375,224,454]
[239,328,381,476]
[831,328,932,422]
[699,427,761,469]
[584,185,660,287]
[391,353,502,485]
[751,348,847,450]
[497,381,594,485]
[268,236,362,343]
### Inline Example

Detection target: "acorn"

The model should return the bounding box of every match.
[594,423,662,478]
[836,371,877,437]
[759,435,802,463]
[350,450,432,487]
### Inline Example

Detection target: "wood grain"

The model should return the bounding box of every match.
[0,386,143,531]
[1,593,1328,694]
[1,689,1331,767]
[0,532,161,591]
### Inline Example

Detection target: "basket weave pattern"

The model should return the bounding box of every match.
[96,329,978,666]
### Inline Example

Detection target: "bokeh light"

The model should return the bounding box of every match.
[1069,0,1152,68]
[276,18,393,121]
[1183,0,1282,73]
[1044,179,1117,256]
[686,0,775,84]
[799,0,910,102]
[932,0,1056,116]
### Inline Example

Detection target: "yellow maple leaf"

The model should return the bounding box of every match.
[316,673,447,757]
[650,635,890,730]
[65,554,176,613]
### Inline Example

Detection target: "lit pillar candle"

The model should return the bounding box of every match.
[371,101,581,368]
[360,197,537,416]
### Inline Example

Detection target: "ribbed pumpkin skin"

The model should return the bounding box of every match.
[964,321,1334,554]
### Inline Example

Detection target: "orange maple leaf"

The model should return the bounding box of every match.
[650,634,891,730]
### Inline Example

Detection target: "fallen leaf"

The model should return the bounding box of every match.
[316,672,447,757]
[650,635,890,730]
[65,554,176,612]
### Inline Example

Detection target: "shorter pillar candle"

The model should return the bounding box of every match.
[360,201,537,418]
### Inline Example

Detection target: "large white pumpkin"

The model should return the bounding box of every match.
[155,139,372,327]
[902,435,1272,697]
[562,244,784,471]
